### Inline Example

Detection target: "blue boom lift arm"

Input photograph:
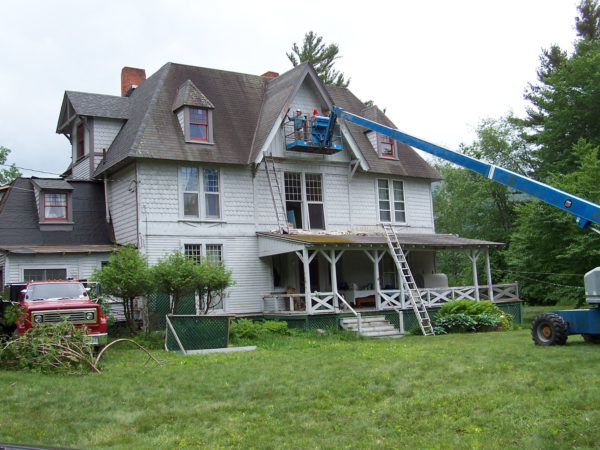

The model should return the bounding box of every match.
[330,106,600,233]
[327,106,600,345]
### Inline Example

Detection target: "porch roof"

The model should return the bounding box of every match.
[257,231,504,257]
[0,245,116,255]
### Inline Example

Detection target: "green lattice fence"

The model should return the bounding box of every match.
[496,301,523,324]
[165,315,231,353]
[147,292,197,332]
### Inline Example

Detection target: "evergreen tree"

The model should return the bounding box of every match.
[287,31,350,87]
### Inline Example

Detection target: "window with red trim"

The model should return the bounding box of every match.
[189,108,208,141]
[76,124,85,159]
[380,135,395,158]
[44,193,68,221]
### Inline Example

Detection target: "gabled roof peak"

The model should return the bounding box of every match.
[172,79,215,111]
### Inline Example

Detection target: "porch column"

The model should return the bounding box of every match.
[485,248,494,302]
[320,249,342,313]
[467,249,481,301]
[373,250,381,309]
[298,248,311,314]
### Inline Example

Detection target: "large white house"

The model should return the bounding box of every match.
[1,62,521,323]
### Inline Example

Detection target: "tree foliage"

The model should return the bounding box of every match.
[287,31,350,87]
[91,245,152,334]
[505,140,600,305]
[518,0,600,178]
[151,251,234,315]
[0,147,21,185]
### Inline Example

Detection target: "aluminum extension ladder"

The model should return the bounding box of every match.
[263,153,289,234]
[382,223,435,336]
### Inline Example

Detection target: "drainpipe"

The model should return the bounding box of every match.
[103,176,110,223]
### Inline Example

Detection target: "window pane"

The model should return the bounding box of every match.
[205,194,220,218]
[378,180,389,200]
[44,193,67,220]
[284,172,302,201]
[181,167,198,191]
[203,169,219,193]
[379,208,391,222]
[378,180,391,222]
[190,108,207,124]
[286,202,302,229]
[308,203,325,230]
[190,124,207,140]
[393,181,405,222]
[24,269,44,282]
[206,244,222,263]
[184,193,199,216]
[184,244,202,263]
[46,269,67,280]
[305,174,322,202]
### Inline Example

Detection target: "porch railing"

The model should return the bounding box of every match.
[263,283,519,315]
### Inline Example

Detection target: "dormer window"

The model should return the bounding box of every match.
[190,108,209,141]
[380,135,395,159]
[172,80,215,144]
[44,193,68,221]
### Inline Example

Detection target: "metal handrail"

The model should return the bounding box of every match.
[336,292,362,334]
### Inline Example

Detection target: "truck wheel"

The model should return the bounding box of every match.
[582,334,600,343]
[531,313,568,346]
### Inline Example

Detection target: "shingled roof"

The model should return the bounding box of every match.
[0,178,114,248]
[86,61,439,180]
[57,91,130,133]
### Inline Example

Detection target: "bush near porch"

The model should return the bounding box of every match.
[0,327,599,448]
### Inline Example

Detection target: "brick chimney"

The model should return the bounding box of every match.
[261,71,279,78]
[121,67,146,97]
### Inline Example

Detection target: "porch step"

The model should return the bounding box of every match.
[339,315,403,339]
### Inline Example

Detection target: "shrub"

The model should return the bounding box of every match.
[230,319,291,340]
[434,300,512,334]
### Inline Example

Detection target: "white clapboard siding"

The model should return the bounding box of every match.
[108,164,138,245]
[5,253,109,284]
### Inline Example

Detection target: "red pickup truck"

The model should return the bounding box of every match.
[4,280,108,346]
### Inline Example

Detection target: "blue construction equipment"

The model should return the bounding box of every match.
[322,105,600,345]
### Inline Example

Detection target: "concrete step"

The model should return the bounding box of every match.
[339,315,404,339]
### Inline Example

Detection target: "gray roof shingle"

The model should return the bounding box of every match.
[0,178,114,247]
[87,61,439,180]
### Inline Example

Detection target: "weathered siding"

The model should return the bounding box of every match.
[108,164,138,245]
[5,253,110,283]
[72,157,90,179]
[93,118,123,154]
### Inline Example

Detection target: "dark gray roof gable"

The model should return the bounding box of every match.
[172,80,215,111]
[88,61,439,180]
[0,178,114,247]
[31,178,73,191]
[57,91,130,133]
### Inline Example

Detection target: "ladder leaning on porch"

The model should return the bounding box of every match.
[263,153,289,234]
[381,223,435,336]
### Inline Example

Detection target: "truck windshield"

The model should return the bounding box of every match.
[26,283,87,301]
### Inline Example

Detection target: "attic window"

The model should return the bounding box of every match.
[190,108,209,141]
[44,193,68,221]
[76,124,85,159]
[380,135,395,159]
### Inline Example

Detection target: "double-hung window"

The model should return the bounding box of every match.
[378,179,405,223]
[284,172,325,230]
[189,108,208,141]
[44,193,68,221]
[76,124,85,159]
[380,135,395,158]
[181,167,221,219]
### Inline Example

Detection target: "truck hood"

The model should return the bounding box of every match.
[24,299,99,311]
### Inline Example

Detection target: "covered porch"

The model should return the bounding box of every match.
[258,231,518,315]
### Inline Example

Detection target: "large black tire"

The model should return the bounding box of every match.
[582,334,600,344]
[531,313,568,346]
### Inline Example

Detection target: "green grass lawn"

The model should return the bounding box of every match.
[1,327,599,449]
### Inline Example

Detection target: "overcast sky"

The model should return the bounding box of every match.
[0,0,581,178]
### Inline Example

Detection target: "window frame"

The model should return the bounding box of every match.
[182,241,226,312]
[76,123,85,160]
[379,135,396,159]
[23,268,68,282]
[377,178,406,224]
[179,166,222,221]
[43,192,68,222]
[184,107,214,144]
[284,171,326,231]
